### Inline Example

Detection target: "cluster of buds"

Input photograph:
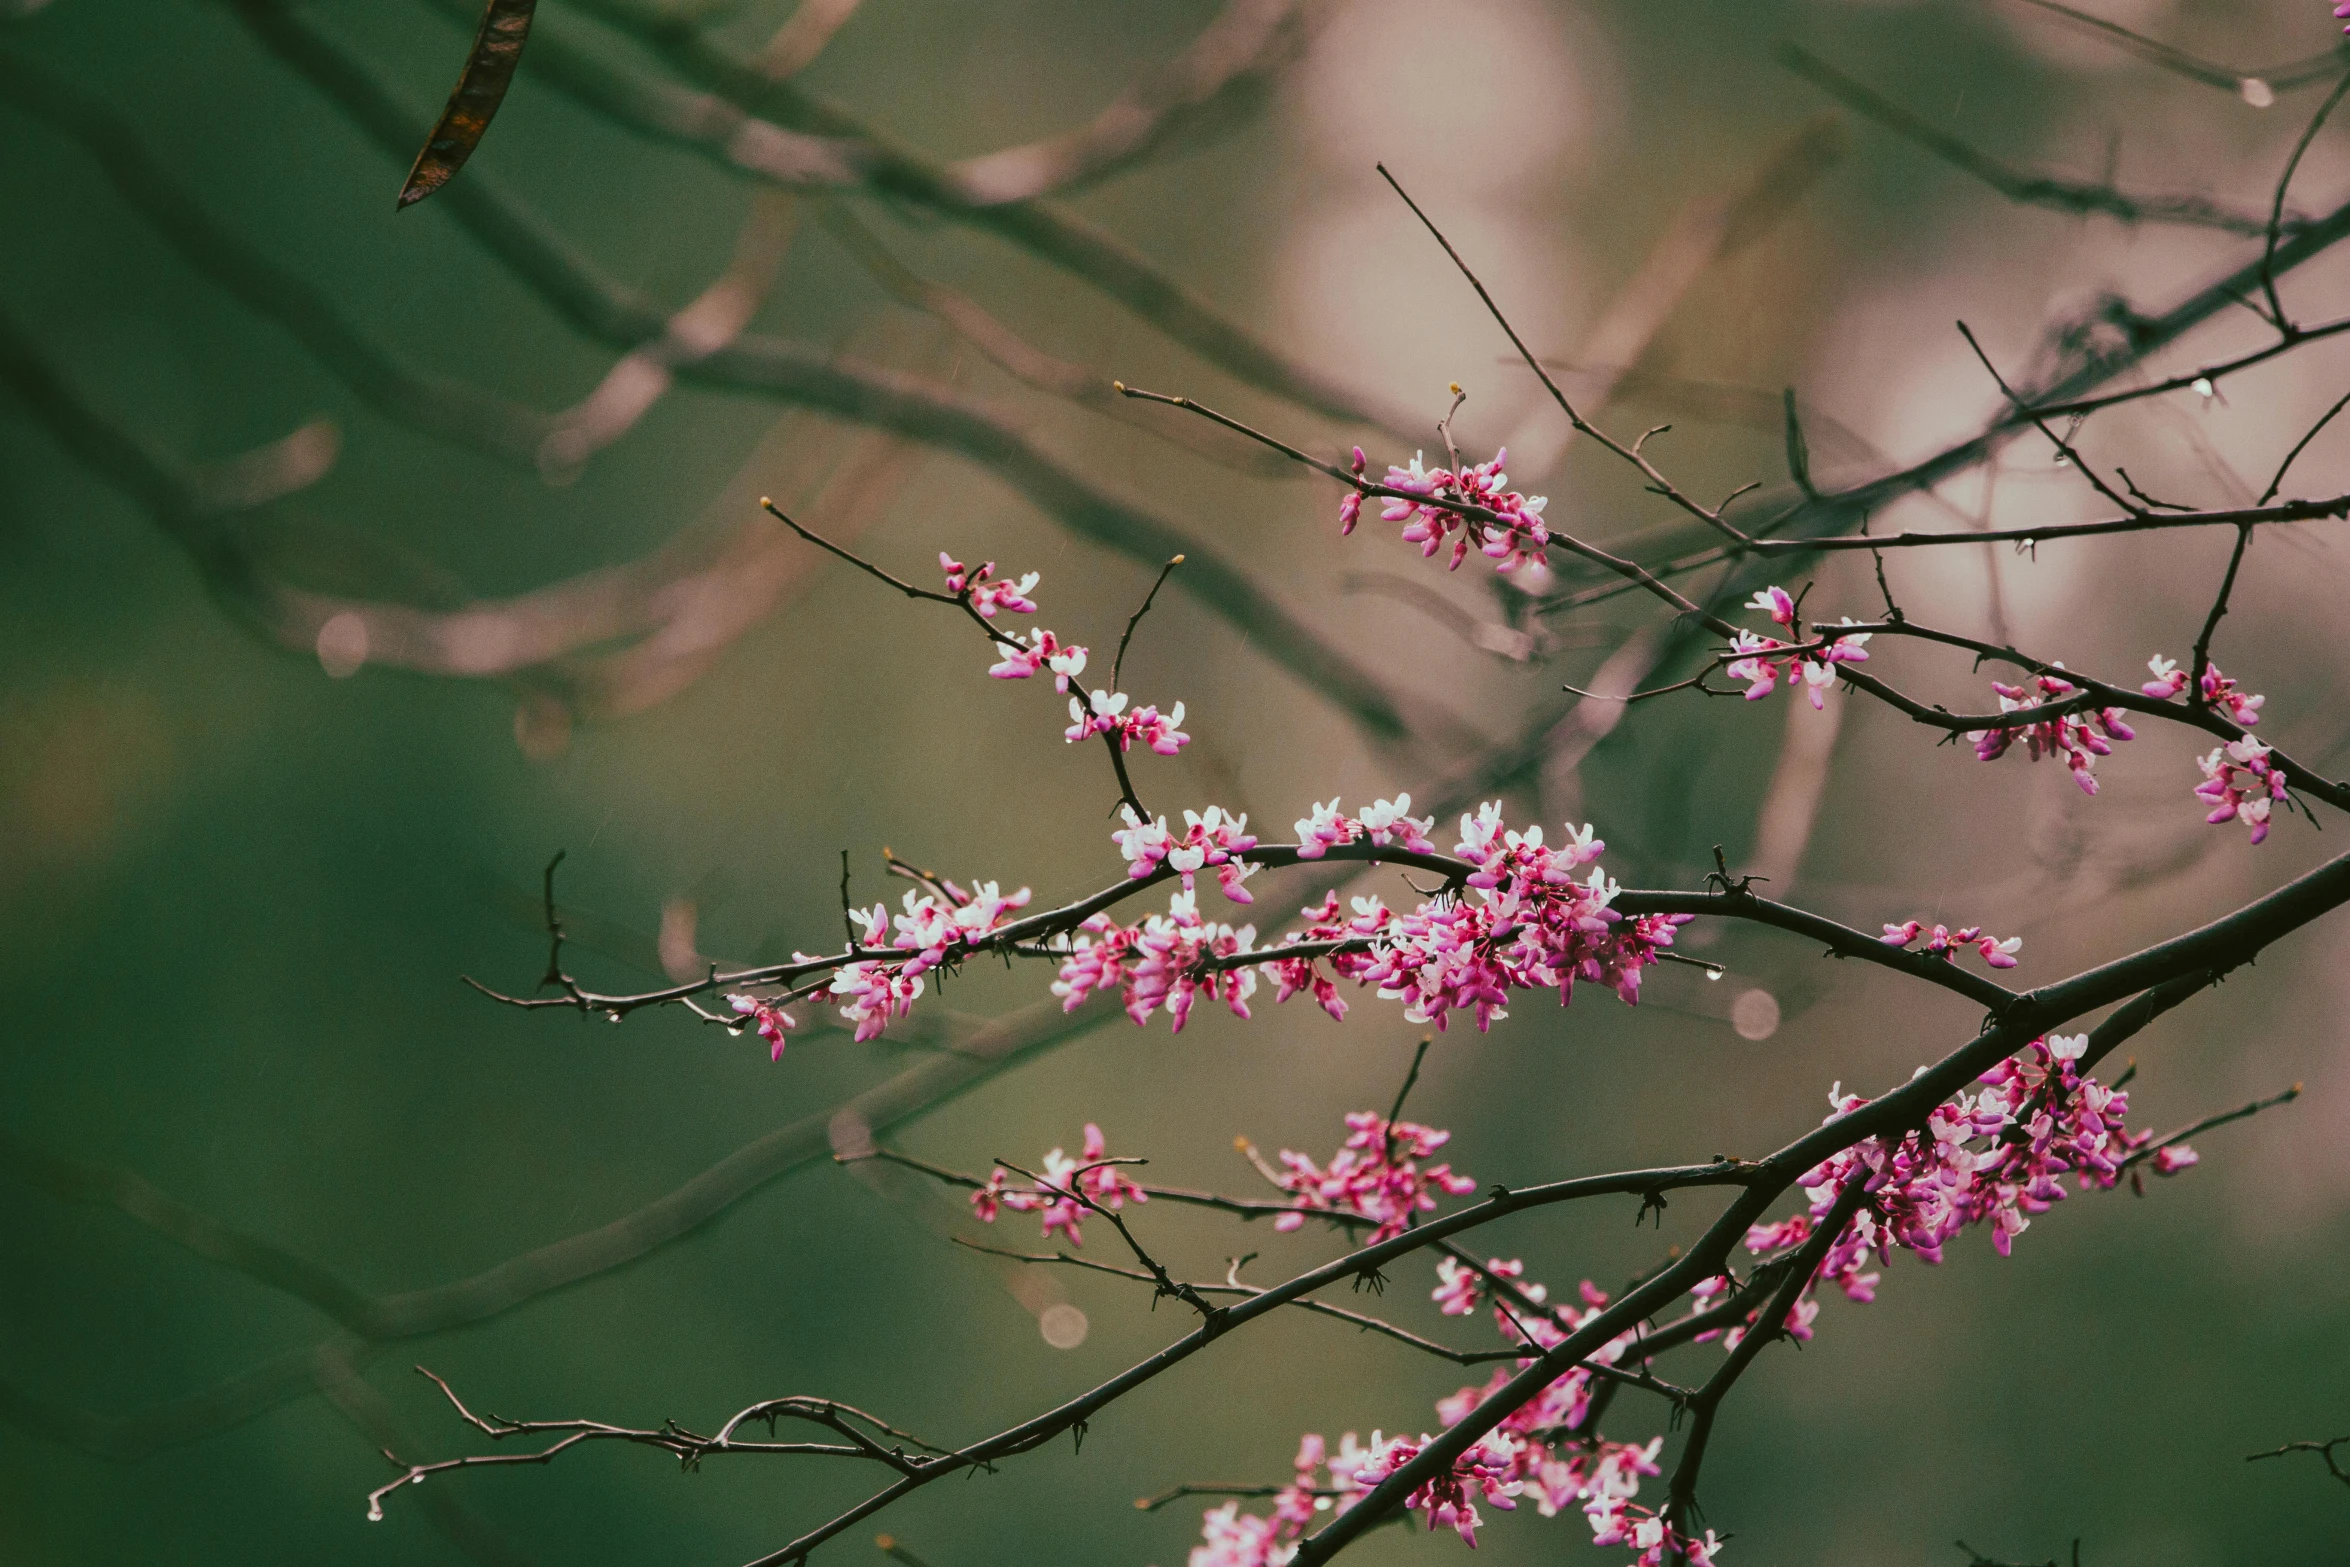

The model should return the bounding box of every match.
[1879,918,2022,969]
[1292,794,1439,859]
[1112,805,1259,900]
[2142,653,2265,726]
[1048,890,1258,1031]
[1967,666,2136,793]
[1720,586,1873,708]
[2197,737,2291,844]
[1586,1494,1723,1567]
[1267,1111,1478,1242]
[1340,446,1552,574]
[969,1122,1146,1246]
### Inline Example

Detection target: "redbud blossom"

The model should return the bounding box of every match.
[938,553,1039,617]
[1711,1038,2183,1360]
[1880,919,2022,969]
[967,1122,1145,1246]
[1966,666,2134,793]
[2197,737,2290,844]
[2142,653,2264,726]
[1270,1111,1478,1242]
[1343,448,1551,574]
[726,994,797,1060]
[1721,587,1872,708]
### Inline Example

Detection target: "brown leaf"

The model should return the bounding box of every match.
[397,0,537,209]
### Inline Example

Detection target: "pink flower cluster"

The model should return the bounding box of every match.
[940,553,1039,617]
[1431,1255,1538,1317]
[1113,805,1259,900]
[854,880,1034,977]
[1340,446,1552,574]
[1049,890,1259,1031]
[1343,806,1690,1030]
[2138,656,2288,842]
[790,878,1036,1044]
[1292,794,1439,859]
[827,962,925,1043]
[1260,892,1392,1021]
[1187,1434,1373,1567]
[1723,587,1872,708]
[725,995,797,1060]
[1181,1122,1722,1566]
[1719,1039,2193,1348]
[1967,666,2135,793]
[2197,737,2290,844]
[987,626,1088,689]
[1429,1274,1720,1563]
[2142,654,2264,725]
[941,555,1191,758]
[1879,919,2022,969]
[1268,1111,1478,1242]
[969,1122,1146,1246]
[1066,689,1191,754]
[1349,1429,1524,1545]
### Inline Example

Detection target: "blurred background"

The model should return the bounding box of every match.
[2,0,2347,1562]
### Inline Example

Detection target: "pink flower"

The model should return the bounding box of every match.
[1304,804,1684,1030]
[1731,1036,2189,1349]
[2196,737,2290,845]
[1122,806,1260,896]
[985,627,1088,690]
[1347,448,1551,575]
[1066,690,1191,755]
[1048,891,1257,1031]
[1270,1111,1478,1243]
[2151,1143,2200,1175]
[2144,653,2264,726]
[1721,592,1870,709]
[1745,585,1796,628]
[1348,1430,1523,1546]
[968,1123,1146,1246]
[1881,919,2022,969]
[1432,1257,1483,1316]
[1968,666,2134,794]
[828,961,925,1042]
[939,553,1039,617]
[726,994,797,1060]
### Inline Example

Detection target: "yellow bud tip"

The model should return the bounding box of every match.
[1171,554,1186,564]
[1134,1498,1151,1510]
[1113,380,1126,393]
[1233,1135,1249,1150]
[875,1536,894,1551]
[759,496,772,507]
[1448,381,1462,395]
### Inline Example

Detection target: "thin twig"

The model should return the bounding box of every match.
[1112,555,1183,689]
